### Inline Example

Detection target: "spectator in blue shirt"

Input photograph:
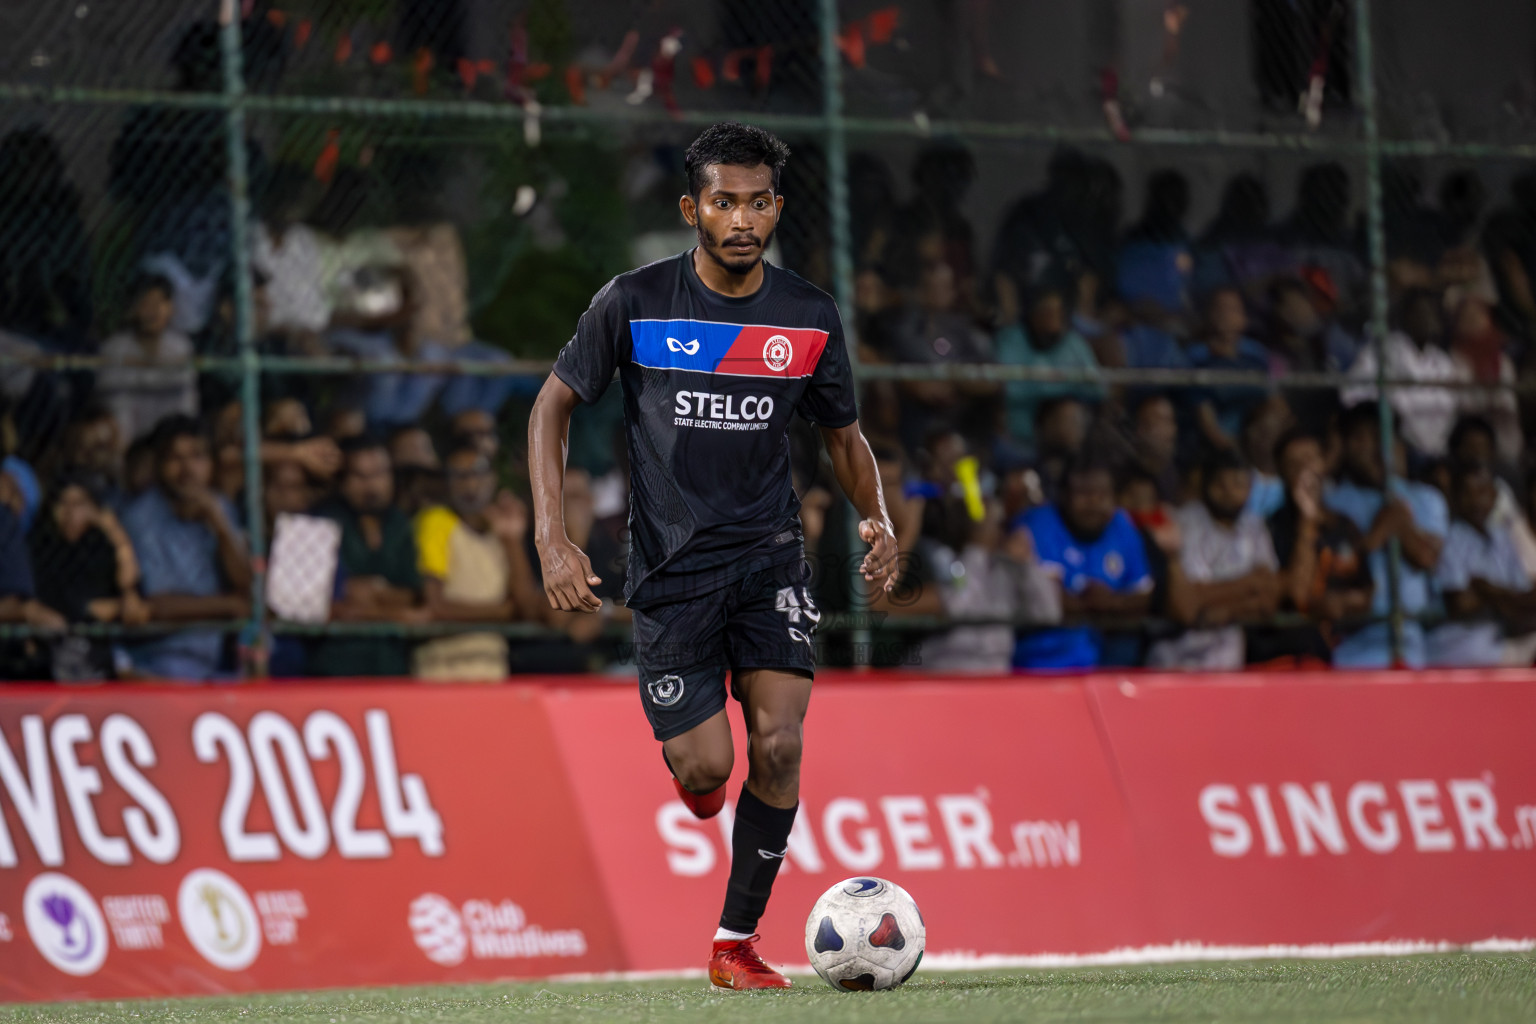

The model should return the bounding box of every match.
[1014,457,1153,669]
[122,415,252,680]
[1324,403,1447,668]
[1187,288,1273,452]
[1117,170,1192,317]
[1428,461,1536,667]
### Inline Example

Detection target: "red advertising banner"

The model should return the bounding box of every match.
[0,684,623,1002]
[2,670,1534,1003]
[542,675,1153,971]
[1085,669,1536,947]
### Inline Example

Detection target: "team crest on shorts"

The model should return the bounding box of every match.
[648,673,686,707]
[763,335,793,372]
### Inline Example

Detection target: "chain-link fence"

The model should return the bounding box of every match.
[1,0,1533,681]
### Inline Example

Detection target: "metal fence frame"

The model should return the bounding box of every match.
[0,0,1527,671]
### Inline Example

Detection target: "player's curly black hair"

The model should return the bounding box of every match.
[684,122,791,198]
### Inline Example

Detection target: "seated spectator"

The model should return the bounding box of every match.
[1240,396,1292,520]
[262,458,330,678]
[1032,398,1090,504]
[1448,297,1521,466]
[1147,450,1280,669]
[917,497,1060,672]
[1187,288,1272,453]
[56,403,126,510]
[0,451,40,534]
[121,416,252,680]
[878,259,997,450]
[1324,403,1448,668]
[1428,461,1536,667]
[28,472,147,680]
[994,281,1102,454]
[1447,416,1536,579]
[449,408,500,462]
[389,425,444,518]
[1262,429,1374,664]
[311,436,424,677]
[0,501,64,633]
[97,274,198,443]
[1343,288,1462,460]
[1014,457,1153,670]
[412,443,545,681]
[1128,392,1182,504]
[1116,170,1193,319]
[251,164,333,343]
[1264,276,1355,434]
[1115,466,1186,666]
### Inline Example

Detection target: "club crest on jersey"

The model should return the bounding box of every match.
[763,335,793,372]
[666,337,700,355]
[648,673,685,707]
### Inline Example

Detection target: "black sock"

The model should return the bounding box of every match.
[719,783,797,934]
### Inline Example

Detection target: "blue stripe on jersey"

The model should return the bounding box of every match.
[629,319,742,372]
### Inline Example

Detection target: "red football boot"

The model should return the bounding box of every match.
[709,935,792,991]
[672,776,727,819]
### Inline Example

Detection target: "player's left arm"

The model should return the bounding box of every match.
[819,422,899,592]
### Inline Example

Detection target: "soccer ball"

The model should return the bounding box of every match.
[804,876,925,991]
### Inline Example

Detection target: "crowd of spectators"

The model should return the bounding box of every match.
[5,125,1536,681]
[835,147,1536,674]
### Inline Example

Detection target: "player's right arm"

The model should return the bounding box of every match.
[529,375,603,613]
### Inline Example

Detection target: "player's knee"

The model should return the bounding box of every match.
[754,723,803,780]
[670,749,733,794]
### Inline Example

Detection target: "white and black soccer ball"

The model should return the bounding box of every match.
[804,876,925,991]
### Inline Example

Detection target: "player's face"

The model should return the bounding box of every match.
[684,163,782,275]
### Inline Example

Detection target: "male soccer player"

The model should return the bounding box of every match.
[529,122,897,990]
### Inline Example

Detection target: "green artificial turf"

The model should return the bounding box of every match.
[4,955,1533,1024]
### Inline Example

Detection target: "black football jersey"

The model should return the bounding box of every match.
[552,250,858,608]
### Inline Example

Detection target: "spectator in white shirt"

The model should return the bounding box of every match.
[1343,288,1463,459]
[251,165,333,343]
[96,274,197,443]
[1147,448,1280,669]
[1429,461,1536,667]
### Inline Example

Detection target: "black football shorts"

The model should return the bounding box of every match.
[630,558,819,741]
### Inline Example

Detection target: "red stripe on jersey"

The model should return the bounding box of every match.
[713,326,830,378]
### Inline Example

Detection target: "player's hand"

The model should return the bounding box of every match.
[536,535,603,612]
[858,517,899,593]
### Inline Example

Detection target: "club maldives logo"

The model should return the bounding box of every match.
[408,893,468,966]
[23,873,108,976]
[177,869,261,971]
[408,893,587,967]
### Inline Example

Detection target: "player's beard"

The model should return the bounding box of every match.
[697,220,775,276]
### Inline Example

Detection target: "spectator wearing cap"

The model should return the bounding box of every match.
[1324,403,1447,668]
[120,416,251,680]
[1429,461,1536,667]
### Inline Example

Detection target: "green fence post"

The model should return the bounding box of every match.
[819,0,875,668]
[219,0,266,677]
[1353,0,1402,665]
